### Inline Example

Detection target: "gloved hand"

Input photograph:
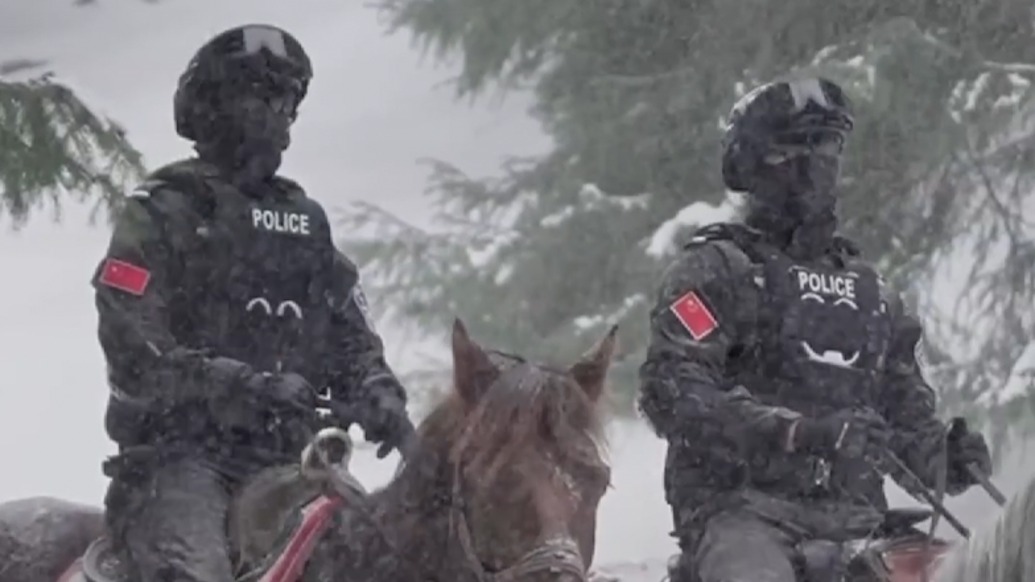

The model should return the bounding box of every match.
[205,357,317,428]
[202,356,262,429]
[945,417,992,491]
[249,371,318,416]
[356,392,416,459]
[790,407,891,462]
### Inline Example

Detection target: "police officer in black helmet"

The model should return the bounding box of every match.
[637,77,993,581]
[93,24,414,582]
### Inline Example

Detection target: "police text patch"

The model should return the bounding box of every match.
[252,208,311,235]
[794,269,856,301]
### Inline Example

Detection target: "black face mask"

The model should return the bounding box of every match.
[196,89,297,186]
[748,125,843,220]
[745,152,842,258]
[782,153,840,220]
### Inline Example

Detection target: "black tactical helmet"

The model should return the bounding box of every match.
[174,24,313,142]
[721,77,853,192]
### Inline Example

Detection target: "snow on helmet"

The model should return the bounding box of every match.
[721,77,853,192]
[174,24,313,142]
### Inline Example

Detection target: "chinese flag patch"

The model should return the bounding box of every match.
[98,258,150,296]
[669,290,718,341]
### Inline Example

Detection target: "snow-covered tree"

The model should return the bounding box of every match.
[345,1,1034,443]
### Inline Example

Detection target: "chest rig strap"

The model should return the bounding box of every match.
[687,223,777,380]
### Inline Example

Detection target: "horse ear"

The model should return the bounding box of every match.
[451,318,498,404]
[569,324,618,402]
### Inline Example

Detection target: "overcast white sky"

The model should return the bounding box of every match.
[0,0,1022,570]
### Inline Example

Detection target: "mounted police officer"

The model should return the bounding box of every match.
[637,76,993,582]
[91,23,414,582]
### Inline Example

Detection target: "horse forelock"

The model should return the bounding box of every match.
[417,361,607,492]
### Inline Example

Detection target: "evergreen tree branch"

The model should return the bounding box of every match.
[0,70,145,229]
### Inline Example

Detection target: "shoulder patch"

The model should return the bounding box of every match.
[669,290,718,341]
[98,258,151,296]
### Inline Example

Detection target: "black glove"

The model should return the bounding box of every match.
[205,358,317,429]
[203,357,261,429]
[247,371,318,416]
[945,417,992,490]
[792,407,891,462]
[356,393,416,459]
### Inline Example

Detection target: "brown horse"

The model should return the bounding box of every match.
[0,319,617,582]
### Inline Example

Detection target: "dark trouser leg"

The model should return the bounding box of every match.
[106,457,235,582]
[691,509,797,582]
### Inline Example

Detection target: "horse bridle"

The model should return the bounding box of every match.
[443,349,589,582]
[447,464,589,582]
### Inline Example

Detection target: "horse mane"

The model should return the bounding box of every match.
[934,470,1035,581]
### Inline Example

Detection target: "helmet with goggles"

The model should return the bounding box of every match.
[173,23,313,143]
[721,77,853,192]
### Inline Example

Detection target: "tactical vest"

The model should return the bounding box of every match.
[149,160,339,378]
[693,223,894,499]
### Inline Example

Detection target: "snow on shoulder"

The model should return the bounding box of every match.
[646,195,737,258]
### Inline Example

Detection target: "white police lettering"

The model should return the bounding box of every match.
[251,208,311,235]
[796,270,855,300]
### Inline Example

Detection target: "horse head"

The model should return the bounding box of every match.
[387,319,617,581]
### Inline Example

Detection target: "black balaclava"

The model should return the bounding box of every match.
[721,78,853,260]
[744,138,842,259]
[175,24,311,190]
[194,89,296,189]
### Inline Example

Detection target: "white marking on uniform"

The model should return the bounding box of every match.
[801,342,860,368]
[276,300,303,319]
[251,208,311,235]
[246,297,273,314]
[795,269,856,300]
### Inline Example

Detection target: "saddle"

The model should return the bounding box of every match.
[799,507,951,582]
[64,428,366,582]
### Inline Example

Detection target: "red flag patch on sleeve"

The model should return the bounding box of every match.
[98,258,151,296]
[669,290,718,341]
